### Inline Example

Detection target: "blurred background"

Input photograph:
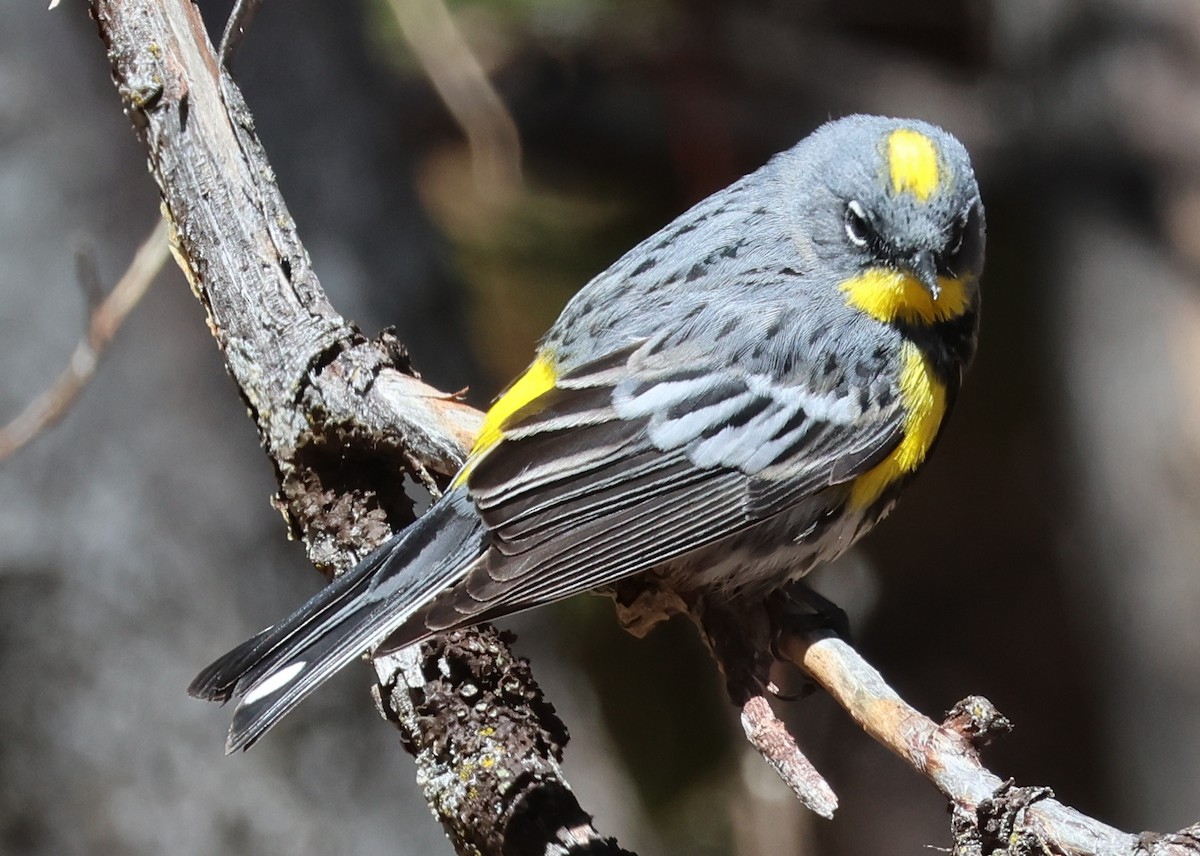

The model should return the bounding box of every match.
[2,0,1199,853]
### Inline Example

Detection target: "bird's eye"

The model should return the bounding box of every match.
[844,200,872,248]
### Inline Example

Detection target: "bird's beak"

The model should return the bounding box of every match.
[907,249,941,300]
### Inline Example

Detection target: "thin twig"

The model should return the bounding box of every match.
[677,588,839,817]
[0,218,168,461]
[386,0,522,198]
[739,694,838,818]
[776,626,1200,856]
[219,0,263,66]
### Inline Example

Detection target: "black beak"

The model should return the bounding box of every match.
[907,249,941,299]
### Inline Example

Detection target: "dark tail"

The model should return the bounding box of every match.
[188,490,488,753]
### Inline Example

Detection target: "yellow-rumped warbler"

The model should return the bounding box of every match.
[191,114,985,752]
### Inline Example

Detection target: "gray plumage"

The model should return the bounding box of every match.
[190,114,985,752]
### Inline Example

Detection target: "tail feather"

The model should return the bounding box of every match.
[188,541,389,704]
[189,491,488,752]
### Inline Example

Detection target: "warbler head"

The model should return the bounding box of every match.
[784,115,985,327]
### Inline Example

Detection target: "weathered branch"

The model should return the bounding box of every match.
[373,638,633,856]
[88,1,617,853]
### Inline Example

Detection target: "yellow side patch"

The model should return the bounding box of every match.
[887,129,940,202]
[452,353,558,486]
[849,344,947,509]
[840,267,970,325]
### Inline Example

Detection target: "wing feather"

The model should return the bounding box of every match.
[422,468,743,629]
[432,343,906,628]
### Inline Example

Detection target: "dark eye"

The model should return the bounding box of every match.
[844,200,872,248]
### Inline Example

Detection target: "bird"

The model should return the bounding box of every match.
[190,114,985,753]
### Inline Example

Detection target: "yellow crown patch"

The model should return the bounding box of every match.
[886,129,940,202]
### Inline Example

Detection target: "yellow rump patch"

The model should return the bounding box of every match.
[886,129,940,202]
[849,343,947,509]
[840,268,970,325]
[452,353,558,486]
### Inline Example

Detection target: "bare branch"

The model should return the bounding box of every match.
[88,1,618,853]
[0,218,168,461]
[776,622,1200,856]
[739,694,837,818]
[373,635,635,856]
[686,589,839,817]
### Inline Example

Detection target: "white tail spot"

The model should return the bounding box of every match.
[243,661,307,705]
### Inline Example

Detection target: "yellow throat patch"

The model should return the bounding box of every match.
[886,129,940,202]
[453,353,558,486]
[849,343,947,509]
[840,267,970,326]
